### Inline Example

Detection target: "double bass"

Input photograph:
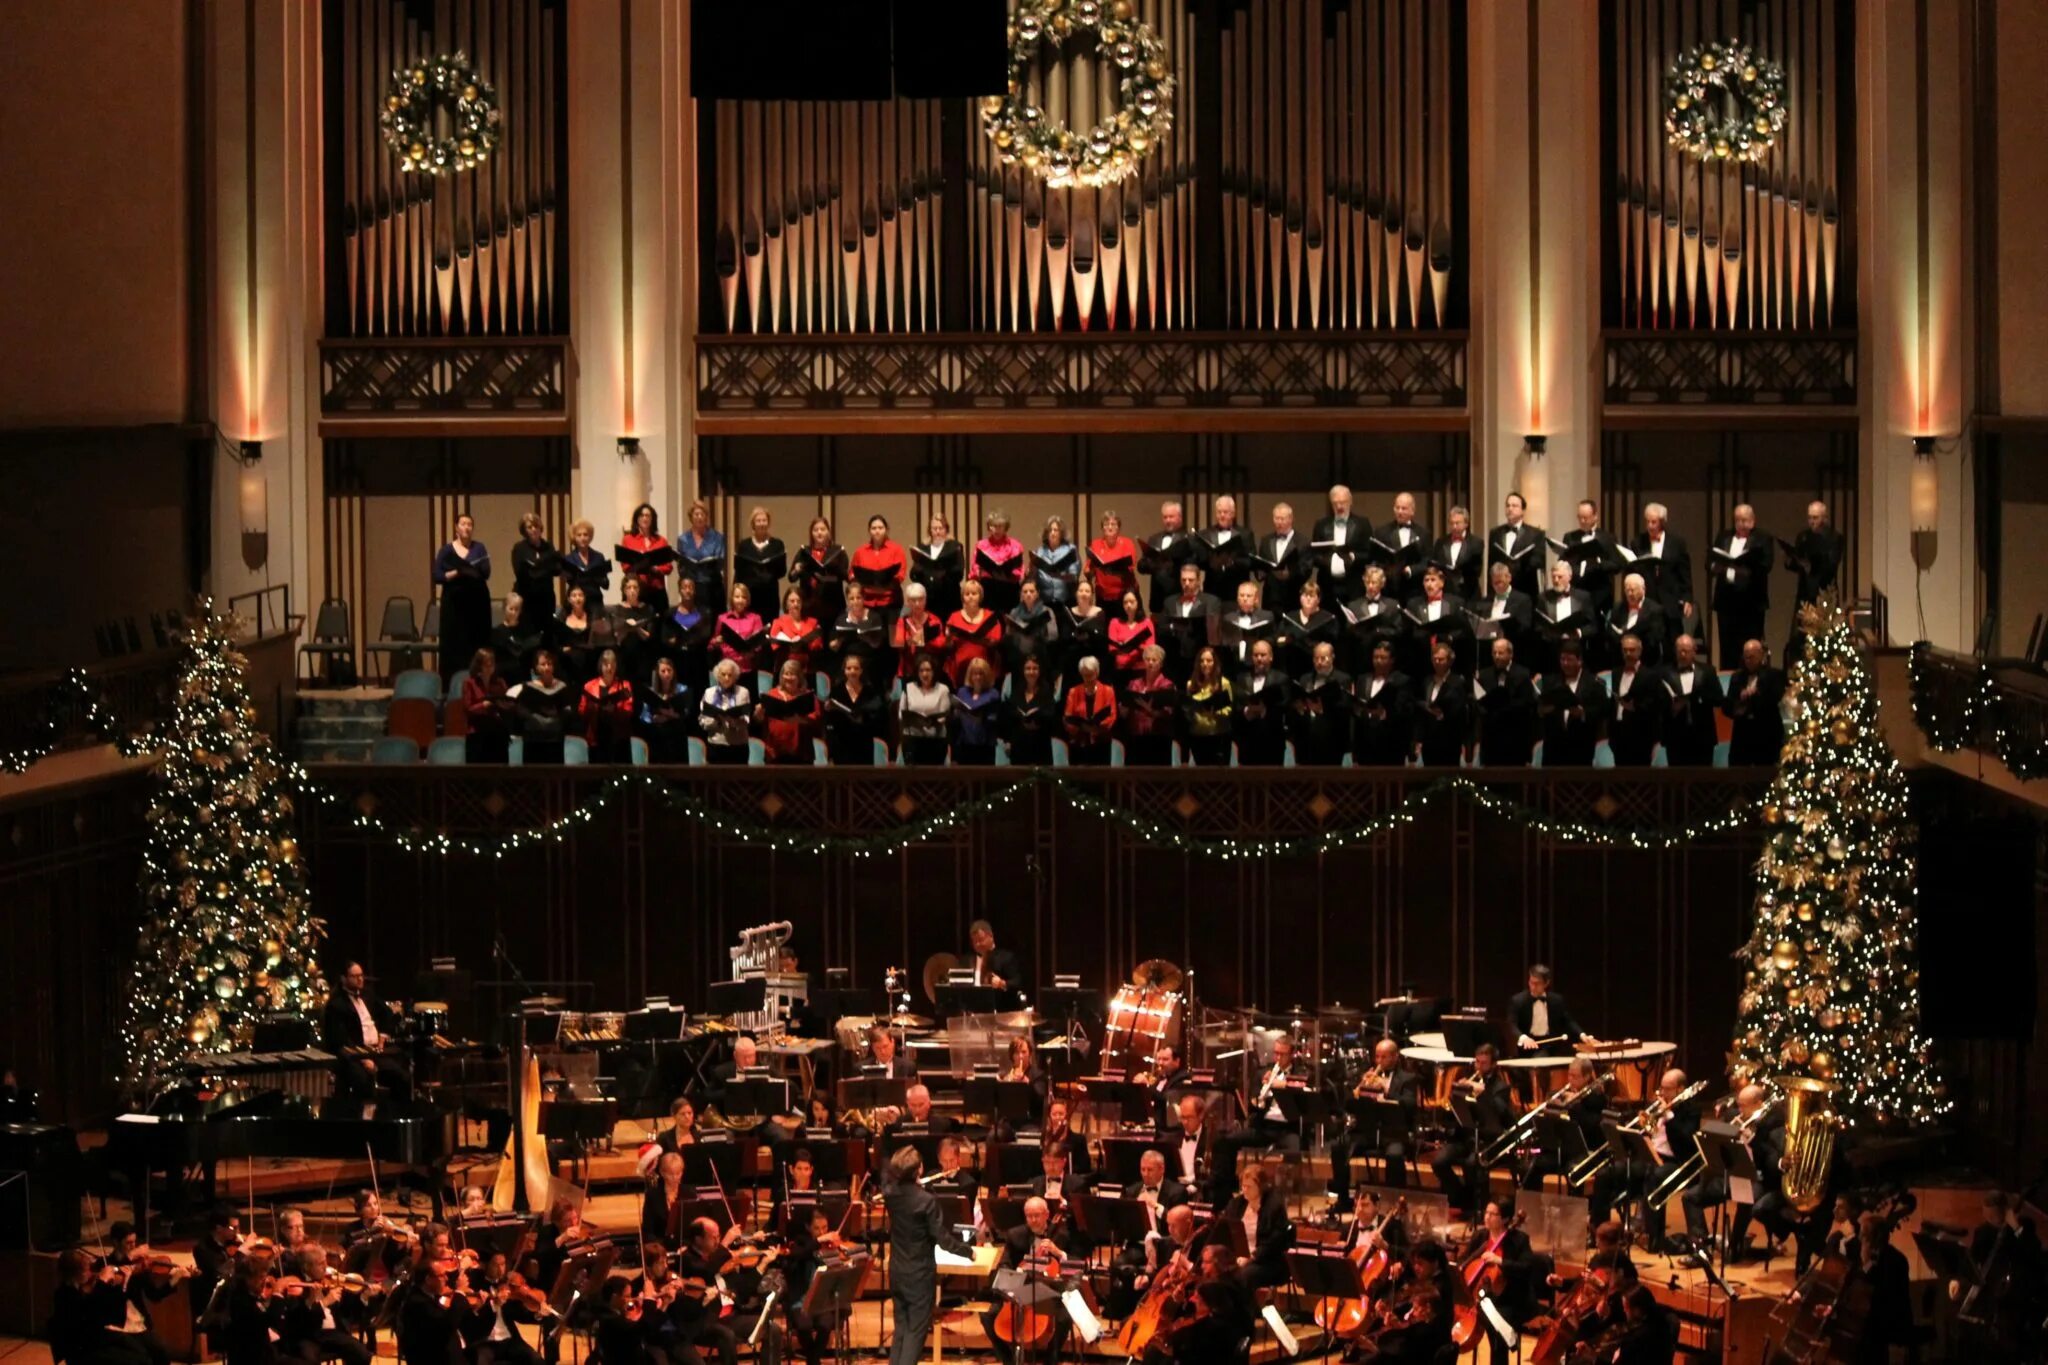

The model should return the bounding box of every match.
[1450,1210,1527,1350]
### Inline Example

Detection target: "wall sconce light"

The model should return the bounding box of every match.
[617,436,642,460]
[239,439,263,462]
[1909,435,1939,571]
[1522,434,1547,457]
[234,439,269,570]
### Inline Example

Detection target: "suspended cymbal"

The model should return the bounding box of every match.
[1319,1004,1364,1021]
[1130,959,1184,991]
[889,1013,936,1030]
[922,953,960,1007]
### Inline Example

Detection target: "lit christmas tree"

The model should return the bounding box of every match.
[1731,597,1948,1128]
[118,605,326,1091]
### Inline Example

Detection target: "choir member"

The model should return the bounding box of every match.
[1722,639,1787,764]
[1538,642,1608,767]
[910,511,965,619]
[1605,572,1667,668]
[1087,509,1141,608]
[790,517,849,623]
[1710,503,1773,670]
[582,648,636,762]
[767,585,821,681]
[1783,501,1843,663]
[1063,655,1118,765]
[1414,641,1470,766]
[554,586,597,685]
[1216,579,1276,675]
[511,513,562,614]
[898,652,954,765]
[972,509,1027,615]
[1182,646,1234,766]
[462,648,513,763]
[1310,484,1368,603]
[1162,563,1222,681]
[1354,640,1413,766]
[1473,559,1535,664]
[667,501,722,608]
[891,582,947,680]
[699,658,753,765]
[1511,964,1593,1054]
[489,593,547,684]
[639,656,693,763]
[952,657,1003,766]
[1532,558,1595,676]
[1344,564,1406,675]
[661,575,716,692]
[1140,500,1199,613]
[620,503,675,612]
[1430,1044,1513,1217]
[1274,578,1341,679]
[560,519,612,612]
[433,513,492,685]
[1661,634,1724,767]
[827,591,888,680]
[851,514,908,617]
[945,579,1003,686]
[1474,637,1538,766]
[823,654,888,764]
[1219,1166,1296,1292]
[1003,655,1061,765]
[1107,589,1157,684]
[1198,495,1253,602]
[1060,579,1109,687]
[1373,490,1432,601]
[1403,565,1471,678]
[1254,501,1309,616]
[514,650,576,763]
[1557,499,1621,610]
[756,658,819,765]
[732,506,787,615]
[1121,644,1179,765]
[1002,578,1060,679]
[1032,514,1081,606]
[712,582,768,678]
[1290,641,1352,766]
[1487,491,1547,600]
[1607,632,1661,766]
[1233,639,1290,764]
[1428,504,1483,603]
[602,576,659,686]
[1630,502,1694,638]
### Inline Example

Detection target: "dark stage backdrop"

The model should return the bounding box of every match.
[295,768,1769,1084]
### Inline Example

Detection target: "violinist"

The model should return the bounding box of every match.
[1155,1249,1254,1365]
[340,1189,412,1279]
[1328,1037,1421,1215]
[53,1247,163,1365]
[782,1206,845,1365]
[1359,1241,1451,1365]
[103,1235,182,1365]
[1041,1097,1091,1179]
[643,1150,691,1249]
[532,1197,596,1290]
[280,1249,372,1365]
[397,1261,466,1365]
[1460,1200,1535,1365]
[461,1250,550,1365]
[673,1217,747,1365]
[982,1196,1079,1365]
[1837,1211,1913,1364]
[223,1260,290,1365]
[591,1275,661,1365]
[1430,1042,1514,1220]
[191,1207,242,1311]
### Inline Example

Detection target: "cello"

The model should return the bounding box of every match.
[1450,1209,1526,1351]
[1314,1196,1407,1338]
[1115,1247,1194,1356]
[1527,1261,1612,1365]
[990,1239,1074,1351]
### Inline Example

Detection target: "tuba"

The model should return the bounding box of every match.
[1777,1075,1840,1215]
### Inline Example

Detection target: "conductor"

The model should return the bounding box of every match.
[883,1144,974,1365]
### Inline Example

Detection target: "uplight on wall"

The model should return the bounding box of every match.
[617,436,642,460]
[1908,435,1938,531]
[1522,433,1547,457]
[236,440,269,570]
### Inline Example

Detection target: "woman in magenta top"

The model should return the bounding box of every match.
[850,514,908,616]
[1106,588,1157,685]
[712,582,767,676]
[620,503,673,612]
[970,508,1026,615]
[943,578,1004,687]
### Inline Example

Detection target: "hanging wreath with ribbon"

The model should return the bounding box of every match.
[381,50,501,176]
[1663,39,1788,164]
[981,0,1175,190]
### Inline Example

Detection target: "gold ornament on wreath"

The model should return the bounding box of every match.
[982,0,1175,190]
[382,51,501,175]
[1664,39,1788,164]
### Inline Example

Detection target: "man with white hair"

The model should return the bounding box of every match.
[1662,634,1724,766]
[1257,501,1308,615]
[1710,502,1773,670]
[1630,502,1694,637]
[1311,484,1367,598]
[1142,500,1198,613]
[1199,494,1253,601]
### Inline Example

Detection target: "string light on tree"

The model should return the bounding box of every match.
[1732,597,1948,1129]
[117,605,327,1090]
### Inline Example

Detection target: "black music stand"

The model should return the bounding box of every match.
[1287,1249,1367,1362]
[680,1138,742,1192]
[803,1252,871,1365]
[989,1266,1071,1365]
[522,1012,564,1047]
[1036,985,1103,1027]
[454,1213,537,1263]
[1530,1114,1592,1193]
[1093,1135,1156,1187]
[963,1078,1039,1127]
[1698,1127,1758,1276]
[678,1189,740,1234]
[1076,1075,1152,1125]
[723,1076,792,1118]
[994,1137,1045,1186]
[1275,1087,1334,1143]
[1077,1193,1162,1248]
[624,1007,687,1043]
[934,983,1015,1016]
[881,1130,946,1171]
[835,1076,907,1117]
[1439,1016,1494,1056]
[705,979,768,1020]
[1347,1097,1415,1186]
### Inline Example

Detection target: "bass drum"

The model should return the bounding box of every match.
[1104,984,1182,1074]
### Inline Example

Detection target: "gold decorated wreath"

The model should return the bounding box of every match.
[1663,39,1787,164]
[980,0,1175,190]
[381,51,501,176]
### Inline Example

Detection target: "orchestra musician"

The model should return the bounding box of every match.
[642,1150,690,1249]
[223,1259,290,1365]
[1217,1166,1296,1292]
[1682,1082,1784,1261]
[1613,1067,1702,1254]
[1518,1057,1610,1210]
[968,919,1028,1001]
[1142,1043,1190,1121]
[1118,1202,1202,1319]
[780,1205,848,1365]
[340,1189,412,1280]
[865,1025,916,1082]
[1838,1211,1914,1365]
[1028,1146,1078,1208]
[1150,1245,1255,1365]
[1510,963,1595,1056]
[981,1196,1080,1365]
[880,1083,955,1142]
[278,1248,373,1365]
[676,1215,777,1365]
[1166,1094,1212,1193]
[590,1275,659,1365]
[1041,1097,1092,1178]
[1461,1199,1536,1365]
[1206,1037,1308,1200]
[923,1137,978,1197]
[54,1252,158,1365]
[1430,1043,1514,1219]
[1327,1037,1421,1214]
[1361,1239,1452,1365]
[1125,1150,1192,1218]
[320,961,410,1104]
[883,1146,975,1365]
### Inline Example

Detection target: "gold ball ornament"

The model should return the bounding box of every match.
[1742,65,1758,81]
[1700,51,1717,69]
[386,94,403,111]
[1796,901,1815,922]
[1762,803,1781,824]
[1113,0,1135,16]
[1810,1050,1834,1078]
[459,137,476,157]
[256,866,274,887]
[410,142,427,162]
[278,838,298,862]
[1675,94,1692,110]
[1771,939,1800,971]
[1831,720,1854,746]
[462,83,479,102]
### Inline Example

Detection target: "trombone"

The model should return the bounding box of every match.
[1569,1078,1707,1186]
[1479,1070,1612,1167]
[1647,1091,1778,1212]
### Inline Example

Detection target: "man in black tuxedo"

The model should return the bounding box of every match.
[1534,558,1596,676]
[883,1147,974,1365]
[1328,1037,1423,1213]
[1621,1068,1703,1253]
[1233,640,1292,764]
[1161,562,1222,682]
[1145,1044,1191,1125]
[1430,1044,1515,1218]
[1122,1149,1190,1214]
[1509,964,1595,1057]
[1559,499,1621,610]
[1428,505,1484,602]
[1290,642,1354,766]
[982,1196,1080,1365]
[1487,491,1547,600]
[1607,632,1663,767]
[1474,637,1538,766]
[1631,502,1694,640]
[1141,501,1199,614]
[1475,561,1535,665]
[1413,641,1471,766]
[1351,641,1412,765]
[1683,1083,1785,1261]
[1539,642,1608,767]
[882,1083,958,1143]
[321,961,410,1104]
[1722,639,1787,765]
[1709,504,1773,670]
[968,919,1027,1001]
[1256,501,1310,616]
[1198,495,1255,604]
[1783,500,1844,662]
[1660,634,1725,766]
[1373,490,1432,603]
[1310,483,1369,603]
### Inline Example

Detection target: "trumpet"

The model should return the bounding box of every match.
[1352,1067,1393,1099]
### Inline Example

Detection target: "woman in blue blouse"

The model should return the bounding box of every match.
[677,500,728,609]
[952,657,1002,766]
[433,513,491,684]
[1033,515,1080,606]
